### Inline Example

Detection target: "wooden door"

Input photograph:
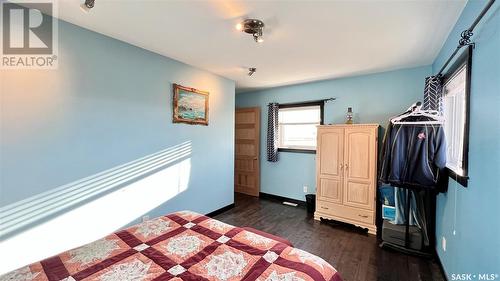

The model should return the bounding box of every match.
[316,127,344,204]
[235,107,260,196]
[343,127,376,210]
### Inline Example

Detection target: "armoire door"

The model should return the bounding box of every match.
[343,127,376,210]
[234,107,260,197]
[316,128,344,204]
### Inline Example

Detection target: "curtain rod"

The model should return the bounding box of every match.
[271,98,336,106]
[436,0,496,77]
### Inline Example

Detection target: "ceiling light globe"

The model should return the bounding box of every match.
[236,23,243,31]
[257,37,264,43]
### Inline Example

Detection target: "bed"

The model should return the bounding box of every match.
[1,211,342,281]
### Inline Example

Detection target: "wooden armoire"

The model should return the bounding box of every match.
[314,124,379,234]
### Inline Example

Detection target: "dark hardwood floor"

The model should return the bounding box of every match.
[214,193,445,281]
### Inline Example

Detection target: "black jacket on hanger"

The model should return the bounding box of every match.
[379,116,447,192]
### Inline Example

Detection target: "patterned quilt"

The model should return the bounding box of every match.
[1,211,342,281]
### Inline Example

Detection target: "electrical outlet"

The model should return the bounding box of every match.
[303,185,308,193]
[142,215,150,222]
[442,236,447,252]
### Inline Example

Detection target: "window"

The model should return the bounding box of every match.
[443,65,466,175]
[278,102,323,152]
[441,46,471,186]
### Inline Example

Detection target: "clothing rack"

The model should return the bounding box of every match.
[379,102,441,258]
[436,0,496,77]
[380,187,436,258]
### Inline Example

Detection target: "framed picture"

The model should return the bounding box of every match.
[172,84,209,126]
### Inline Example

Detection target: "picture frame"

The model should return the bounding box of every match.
[172,83,209,126]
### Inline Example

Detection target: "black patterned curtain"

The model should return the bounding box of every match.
[423,76,443,112]
[267,103,279,162]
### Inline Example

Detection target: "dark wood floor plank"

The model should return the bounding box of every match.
[214,193,445,281]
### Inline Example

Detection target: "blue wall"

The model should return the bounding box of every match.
[432,0,500,277]
[236,66,431,201]
[0,19,234,272]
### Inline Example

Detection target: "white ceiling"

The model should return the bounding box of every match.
[56,0,466,92]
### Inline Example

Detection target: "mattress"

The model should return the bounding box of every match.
[1,210,342,281]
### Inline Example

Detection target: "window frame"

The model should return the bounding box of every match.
[277,101,325,154]
[441,45,472,187]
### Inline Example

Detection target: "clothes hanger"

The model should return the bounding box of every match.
[389,101,421,121]
[391,102,444,125]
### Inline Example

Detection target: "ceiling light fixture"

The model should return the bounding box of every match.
[248,67,257,76]
[80,0,95,12]
[236,19,265,43]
